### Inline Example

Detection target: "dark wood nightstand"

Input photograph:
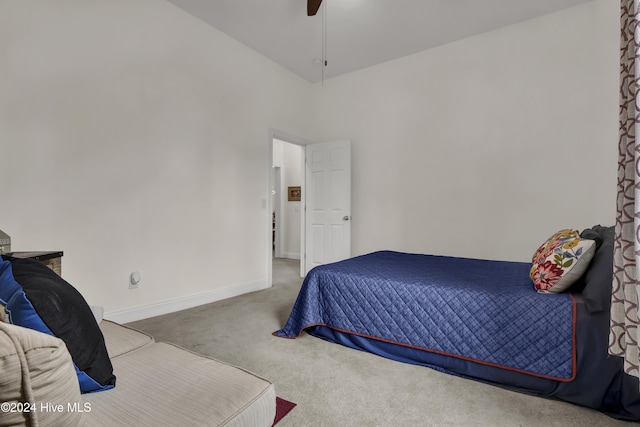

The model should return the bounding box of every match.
[1,251,64,276]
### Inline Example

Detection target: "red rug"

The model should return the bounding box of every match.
[273,397,296,426]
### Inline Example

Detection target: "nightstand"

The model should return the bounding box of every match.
[1,251,64,276]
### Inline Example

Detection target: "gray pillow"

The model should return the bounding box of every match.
[577,225,614,314]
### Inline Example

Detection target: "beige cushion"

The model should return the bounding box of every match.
[84,342,276,427]
[99,320,154,359]
[0,322,85,427]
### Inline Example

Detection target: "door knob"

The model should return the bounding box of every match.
[343,216,351,221]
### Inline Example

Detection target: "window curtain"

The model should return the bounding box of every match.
[610,0,640,378]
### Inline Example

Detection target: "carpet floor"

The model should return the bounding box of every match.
[128,258,630,427]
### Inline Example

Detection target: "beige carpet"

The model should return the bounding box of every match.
[128,258,630,427]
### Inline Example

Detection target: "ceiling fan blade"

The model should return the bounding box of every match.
[308,0,322,16]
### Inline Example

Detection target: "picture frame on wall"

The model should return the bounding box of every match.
[288,186,301,201]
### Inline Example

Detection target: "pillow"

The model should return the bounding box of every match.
[0,322,85,427]
[0,257,115,393]
[529,229,596,293]
[531,229,579,265]
[576,225,614,313]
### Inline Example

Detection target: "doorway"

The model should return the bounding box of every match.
[267,130,307,286]
[272,139,303,261]
[267,132,353,285]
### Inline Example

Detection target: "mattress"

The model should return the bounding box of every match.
[275,251,575,380]
[275,249,640,420]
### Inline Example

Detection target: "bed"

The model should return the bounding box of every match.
[274,226,640,420]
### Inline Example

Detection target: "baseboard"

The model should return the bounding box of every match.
[282,252,300,260]
[104,279,270,324]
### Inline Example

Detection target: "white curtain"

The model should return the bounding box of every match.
[610,0,640,378]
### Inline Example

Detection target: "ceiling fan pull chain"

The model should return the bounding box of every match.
[322,0,327,84]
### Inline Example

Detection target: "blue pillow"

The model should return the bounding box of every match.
[0,257,115,393]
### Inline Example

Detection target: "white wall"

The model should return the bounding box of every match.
[309,0,618,262]
[0,0,312,320]
[0,0,619,320]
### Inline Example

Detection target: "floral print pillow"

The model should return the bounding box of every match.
[530,229,596,293]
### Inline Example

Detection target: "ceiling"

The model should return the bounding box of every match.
[166,0,593,83]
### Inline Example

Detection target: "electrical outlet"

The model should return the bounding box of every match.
[129,271,141,289]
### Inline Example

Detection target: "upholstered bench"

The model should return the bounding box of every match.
[84,320,276,426]
[0,254,276,427]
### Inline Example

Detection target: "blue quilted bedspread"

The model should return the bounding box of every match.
[274,251,576,380]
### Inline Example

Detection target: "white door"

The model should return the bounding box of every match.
[304,140,351,274]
